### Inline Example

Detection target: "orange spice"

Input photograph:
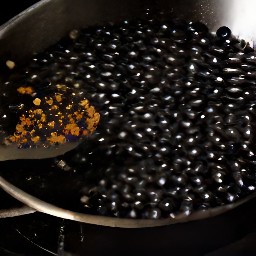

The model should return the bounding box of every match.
[7,85,100,147]
[47,133,66,144]
[33,98,41,106]
[17,86,34,95]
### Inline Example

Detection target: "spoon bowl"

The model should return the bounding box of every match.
[0,143,79,161]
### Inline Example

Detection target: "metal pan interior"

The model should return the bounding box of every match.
[0,0,256,228]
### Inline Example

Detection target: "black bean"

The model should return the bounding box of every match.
[245,54,256,64]
[226,56,242,66]
[2,14,256,221]
[158,197,176,212]
[143,207,162,219]
[222,67,243,76]
[190,176,204,186]
[226,77,246,86]
[179,200,193,216]
[216,26,231,40]
[187,21,209,35]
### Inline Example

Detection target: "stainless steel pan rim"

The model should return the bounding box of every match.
[0,176,255,228]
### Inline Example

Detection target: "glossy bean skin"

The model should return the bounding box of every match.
[1,13,256,220]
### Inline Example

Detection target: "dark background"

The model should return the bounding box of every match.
[0,1,40,25]
[0,1,256,255]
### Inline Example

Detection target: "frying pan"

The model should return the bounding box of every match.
[0,0,256,228]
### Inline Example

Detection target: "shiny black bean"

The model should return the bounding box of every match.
[245,54,256,64]
[188,21,209,35]
[3,14,256,220]
[190,176,204,186]
[158,197,176,212]
[222,67,243,76]
[143,207,162,219]
[216,26,231,40]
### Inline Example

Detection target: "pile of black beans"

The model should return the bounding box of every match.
[2,13,256,219]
